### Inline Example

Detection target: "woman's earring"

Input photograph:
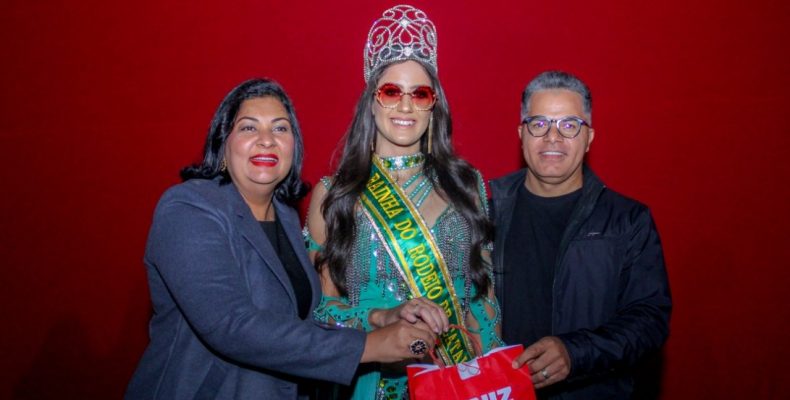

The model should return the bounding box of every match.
[427,114,434,154]
[220,159,227,172]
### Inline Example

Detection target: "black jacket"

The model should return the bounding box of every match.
[491,167,672,399]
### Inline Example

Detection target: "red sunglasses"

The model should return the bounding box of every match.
[375,83,437,111]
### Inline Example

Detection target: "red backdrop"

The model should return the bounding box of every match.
[2,0,789,398]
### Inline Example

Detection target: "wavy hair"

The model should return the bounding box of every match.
[180,78,309,203]
[318,61,492,298]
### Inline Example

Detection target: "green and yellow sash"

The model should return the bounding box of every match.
[360,156,476,365]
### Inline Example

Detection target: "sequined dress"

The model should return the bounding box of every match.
[307,171,503,400]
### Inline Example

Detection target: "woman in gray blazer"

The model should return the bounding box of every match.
[125,79,437,399]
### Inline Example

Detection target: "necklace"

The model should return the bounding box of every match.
[378,153,425,171]
[377,153,426,184]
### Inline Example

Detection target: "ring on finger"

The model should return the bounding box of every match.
[541,368,550,380]
[409,339,428,356]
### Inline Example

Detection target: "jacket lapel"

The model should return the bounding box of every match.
[491,170,525,314]
[274,200,321,311]
[224,184,298,311]
[557,165,606,260]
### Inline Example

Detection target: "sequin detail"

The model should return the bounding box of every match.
[378,152,425,171]
[310,170,501,399]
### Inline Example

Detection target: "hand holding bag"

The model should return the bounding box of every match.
[407,326,536,400]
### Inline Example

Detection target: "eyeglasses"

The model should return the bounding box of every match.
[522,116,590,139]
[375,83,437,111]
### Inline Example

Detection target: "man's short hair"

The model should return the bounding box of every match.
[521,71,592,123]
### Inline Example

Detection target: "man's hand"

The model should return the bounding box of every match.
[512,336,571,389]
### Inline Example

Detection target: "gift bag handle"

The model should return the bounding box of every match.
[428,324,483,367]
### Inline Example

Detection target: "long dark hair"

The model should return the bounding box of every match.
[180,78,309,203]
[318,61,493,298]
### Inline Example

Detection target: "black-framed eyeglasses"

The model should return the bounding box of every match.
[522,116,590,139]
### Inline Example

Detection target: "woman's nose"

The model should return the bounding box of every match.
[398,94,415,112]
[257,129,275,147]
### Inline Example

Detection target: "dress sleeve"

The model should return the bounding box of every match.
[474,169,490,216]
[303,176,332,253]
[308,176,379,333]
[474,169,494,252]
[464,169,502,350]
[313,295,375,332]
[465,284,505,352]
[302,227,324,252]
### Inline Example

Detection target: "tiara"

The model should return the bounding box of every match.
[363,5,438,82]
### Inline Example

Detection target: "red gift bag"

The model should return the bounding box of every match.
[407,342,536,400]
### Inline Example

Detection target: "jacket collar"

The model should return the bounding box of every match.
[571,165,606,225]
[493,164,604,199]
[490,164,607,259]
[490,165,606,320]
[558,165,606,256]
[493,165,607,224]
[217,179,319,313]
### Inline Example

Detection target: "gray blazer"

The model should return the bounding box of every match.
[126,178,365,399]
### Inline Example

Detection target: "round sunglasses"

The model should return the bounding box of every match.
[375,83,437,111]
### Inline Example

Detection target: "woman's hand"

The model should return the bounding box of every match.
[370,297,450,334]
[361,320,437,364]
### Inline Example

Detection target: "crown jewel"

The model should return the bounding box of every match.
[364,5,438,82]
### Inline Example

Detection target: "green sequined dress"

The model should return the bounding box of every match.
[306,171,503,400]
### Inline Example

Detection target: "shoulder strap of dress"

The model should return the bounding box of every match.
[320,176,332,190]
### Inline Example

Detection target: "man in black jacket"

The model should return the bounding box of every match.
[491,71,671,399]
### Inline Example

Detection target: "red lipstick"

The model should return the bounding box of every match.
[250,153,279,167]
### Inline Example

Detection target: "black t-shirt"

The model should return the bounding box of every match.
[260,218,312,320]
[502,184,581,346]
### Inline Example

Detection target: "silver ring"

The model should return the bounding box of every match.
[409,339,428,356]
[541,369,550,380]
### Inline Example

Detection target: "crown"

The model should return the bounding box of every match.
[363,5,438,82]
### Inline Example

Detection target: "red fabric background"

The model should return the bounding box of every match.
[1,1,788,398]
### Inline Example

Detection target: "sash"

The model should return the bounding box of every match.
[360,156,476,365]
